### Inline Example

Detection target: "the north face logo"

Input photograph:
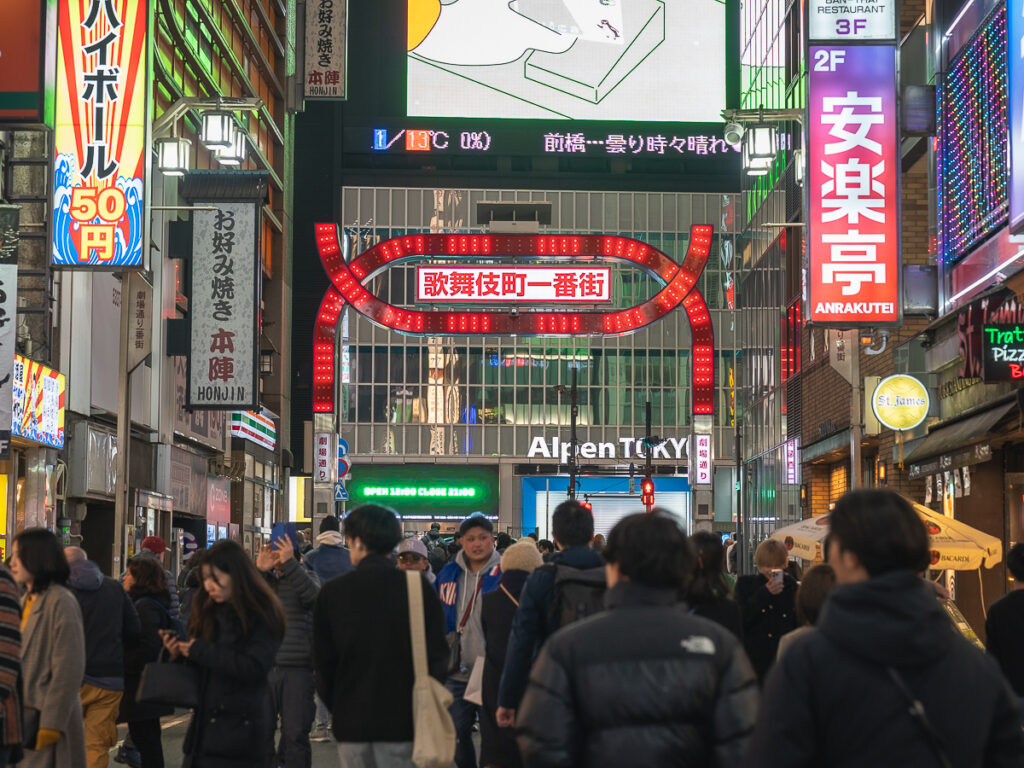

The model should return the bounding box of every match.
[681,636,716,655]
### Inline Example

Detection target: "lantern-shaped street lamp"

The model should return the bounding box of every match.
[742,115,776,176]
[200,110,236,150]
[215,130,247,167]
[154,137,191,176]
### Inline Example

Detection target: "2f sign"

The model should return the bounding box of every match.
[813,49,846,71]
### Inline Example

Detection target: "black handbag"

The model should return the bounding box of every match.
[136,649,200,709]
[21,706,39,750]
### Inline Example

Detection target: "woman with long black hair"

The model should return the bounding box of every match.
[161,539,285,768]
[686,531,743,640]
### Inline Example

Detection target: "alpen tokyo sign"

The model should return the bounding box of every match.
[807,45,900,326]
[416,266,611,303]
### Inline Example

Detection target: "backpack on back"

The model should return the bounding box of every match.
[546,563,607,631]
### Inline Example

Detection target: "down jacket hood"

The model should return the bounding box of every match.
[819,569,954,667]
[69,559,104,591]
[316,531,345,547]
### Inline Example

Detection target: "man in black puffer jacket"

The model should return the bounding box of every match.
[747,490,1024,768]
[516,511,758,767]
[258,535,320,768]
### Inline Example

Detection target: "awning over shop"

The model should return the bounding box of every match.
[903,401,1016,465]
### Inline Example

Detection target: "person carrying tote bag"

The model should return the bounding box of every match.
[406,570,456,768]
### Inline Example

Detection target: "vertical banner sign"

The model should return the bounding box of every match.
[52,0,146,267]
[188,202,260,410]
[691,434,713,485]
[1010,0,1024,233]
[126,272,153,371]
[314,432,332,483]
[0,207,19,459]
[808,45,900,325]
[0,0,45,122]
[305,0,347,99]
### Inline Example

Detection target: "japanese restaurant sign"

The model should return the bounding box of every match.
[416,266,611,303]
[12,355,65,449]
[0,207,20,459]
[304,0,347,99]
[807,45,900,326]
[188,203,260,410]
[52,0,147,267]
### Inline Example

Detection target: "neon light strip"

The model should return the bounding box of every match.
[945,248,1024,307]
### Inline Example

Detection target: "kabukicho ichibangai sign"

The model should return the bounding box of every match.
[807,44,900,326]
[52,0,147,268]
[312,226,717,418]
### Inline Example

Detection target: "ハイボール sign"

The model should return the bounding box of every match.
[871,375,929,431]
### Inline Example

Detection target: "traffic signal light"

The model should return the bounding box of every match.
[581,501,593,512]
[641,477,655,509]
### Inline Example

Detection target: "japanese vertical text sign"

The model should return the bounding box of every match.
[1010,0,1024,233]
[304,0,347,99]
[808,45,900,326]
[187,203,260,410]
[0,207,20,459]
[692,434,713,486]
[52,0,147,268]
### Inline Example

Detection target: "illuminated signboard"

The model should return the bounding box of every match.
[347,464,499,518]
[981,324,1024,380]
[808,0,896,41]
[1008,0,1024,234]
[807,45,900,326]
[416,266,611,303]
[871,375,929,431]
[230,411,277,451]
[313,227,716,416]
[0,0,45,122]
[407,0,725,122]
[691,433,712,486]
[12,355,65,449]
[52,0,147,267]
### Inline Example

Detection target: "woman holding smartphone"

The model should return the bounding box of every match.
[735,538,798,684]
[160,539,285,768]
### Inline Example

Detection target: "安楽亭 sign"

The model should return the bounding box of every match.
[305,0,347,99]
[808,45,900,326]
[52,0,147,267]
[872,375,929,431]
[188,202,260,409]
[808,0,897,42]
[416,266,611,303]
[12,355,65,449]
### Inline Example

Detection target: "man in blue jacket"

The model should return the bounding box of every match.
[496,499,603,728]
[436,514,502,768]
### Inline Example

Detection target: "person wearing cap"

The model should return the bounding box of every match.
[133,537,180,621]
[436,514,502,768]
[480,541,544,768]
[396,538,436,585]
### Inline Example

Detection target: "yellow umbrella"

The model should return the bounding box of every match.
[769,499,1003,571]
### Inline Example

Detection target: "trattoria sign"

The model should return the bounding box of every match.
[981,325,1024,380]
[958,290,1024,381]
[52,0,147,267]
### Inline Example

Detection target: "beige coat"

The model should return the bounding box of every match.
[20,585,86,768]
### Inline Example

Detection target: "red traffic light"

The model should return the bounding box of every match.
[641,478,655,508]
[581,501,593,511]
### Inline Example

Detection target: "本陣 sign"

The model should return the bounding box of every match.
[416,266,611,303]
[808,45,899,326]
[188,203,260,410]
[0,207,20,459]
[0,0,44,122]
[52,0,147,267]
[808,0,897,42]
[12,355,65,449]
[305,0,346,99]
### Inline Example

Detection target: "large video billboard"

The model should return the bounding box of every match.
[407,0,725,122]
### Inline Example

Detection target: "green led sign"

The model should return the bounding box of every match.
[347,464,499,518]
[363,486,478,499]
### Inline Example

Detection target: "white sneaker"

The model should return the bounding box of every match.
[310,726,331,743]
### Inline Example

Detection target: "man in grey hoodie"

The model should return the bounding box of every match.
[435,514,502,768]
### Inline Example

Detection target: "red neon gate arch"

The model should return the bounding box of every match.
[313,225,715,416]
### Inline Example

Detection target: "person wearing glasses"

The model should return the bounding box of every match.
[395,538,435,585]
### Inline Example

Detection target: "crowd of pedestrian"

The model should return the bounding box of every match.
[0,488,1018,768]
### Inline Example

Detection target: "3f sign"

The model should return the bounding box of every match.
[813,49,846,71]
[836,19,868,35]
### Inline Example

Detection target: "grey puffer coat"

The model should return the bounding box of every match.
[263,557,319,666]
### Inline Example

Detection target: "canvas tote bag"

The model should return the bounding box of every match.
[406,570,456,768]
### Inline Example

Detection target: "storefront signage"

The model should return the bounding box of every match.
[348,464,499,518]
[526,435,689,462]
[52,0,146,267]
[808,0,897,42]
[691,433,713,485]
[0,0,45,122]
[304,0,347,99]
[188,202,260,409]
[1010,0,1024,233]
[982,324,1024,379]
[230,411,276,451]
[126,272,152,371]
[0,207,21,459]
[785,439,799,484]
[416,266,611,303]
[314,432,333,483]
[807,45,900,326]
[958,290,1024,379]
[871,375,929,431]
[909,442,991,480]
[363,486,478,499]
[12,355,65,449]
